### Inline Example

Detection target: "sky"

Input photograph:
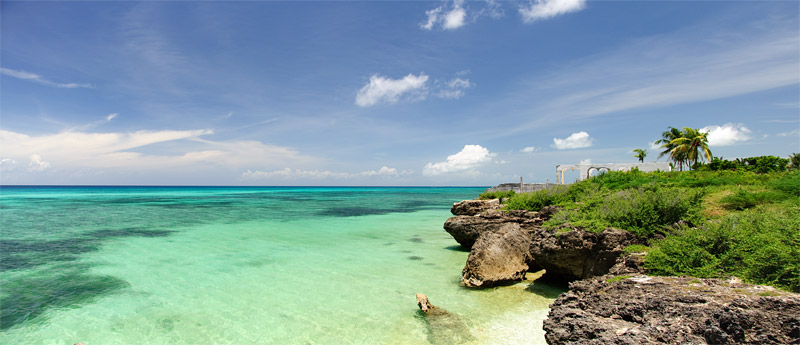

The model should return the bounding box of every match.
[1,0,798,186]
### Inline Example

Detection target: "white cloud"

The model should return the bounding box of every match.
[521,146,539,153]
[106,113,118,122]
[700,123,752,146]
[361,166,410,176]
[778,129,800,137]
[520,0,586,23]
[0,67,93,89]
[423,144,494,176]
[649,140,662,151]
[552,131,593,149]
[242,166,412,180]
[355,73,429,107]
[0,158,18,172]
[443,4,467,30]
[421,7,442,30]
[355,73,472,106]
[361,166,397,176]
[579,159,591,165]
[242,168,351,179]
[0,128,318,183]
[421,0,467,30]
[27,154,51,172]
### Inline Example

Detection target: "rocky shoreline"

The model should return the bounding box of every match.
[442,199,800,344]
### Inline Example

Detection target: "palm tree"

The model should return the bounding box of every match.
[633,149,647,163]
[656,127,686,170]
[669,127,713,170]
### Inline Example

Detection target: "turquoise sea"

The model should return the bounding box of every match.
[0,186,562,344]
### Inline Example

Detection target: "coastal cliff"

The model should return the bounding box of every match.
[443,198,800,344]
[444,199,636,286]
[544,275,800,344]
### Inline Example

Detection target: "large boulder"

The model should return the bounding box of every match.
[450,199,501,216]
[444,208,542,250]
[461,223,533,288]
[544,275,800,344]
[529,227,638,281]
[443,216,512,249]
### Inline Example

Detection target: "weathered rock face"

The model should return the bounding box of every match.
[544,275,800,345]
[461,223,533,288]
[529,227,638,281]
[443,216,511,250]
[450,199,501,216]
[443,207,542,250]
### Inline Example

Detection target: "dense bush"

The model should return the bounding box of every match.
[504,185,570,211]
[599,187,703,237]
[543,186,703,238]
[769,171,800,197]
[498,166,798,291]
[645,208,800,292]
[721,190,786,210]
[694,155,789,173]
[478,190,515,200]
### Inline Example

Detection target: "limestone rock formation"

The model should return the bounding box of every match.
[444,206,542,250]
[449,199,500,216]
[443,216,511,250]
[544,275,800,344]
[529,227,638,281]
[461,223,533,287]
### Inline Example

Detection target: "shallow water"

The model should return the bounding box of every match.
[0,186,561,344]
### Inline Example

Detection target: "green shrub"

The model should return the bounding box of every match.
[693,155,789,173]
[478,190,515,200]
[721,190,786,210]
[623,244,650,253]
[646,208,800,292]
[769,171,800,197]
[504,185,570,211]
[543,185,703,237]
[597,186,703,238]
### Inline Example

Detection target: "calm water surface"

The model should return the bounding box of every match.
[0,186,561,344]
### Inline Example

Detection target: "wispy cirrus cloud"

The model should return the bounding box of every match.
[0,67,93,88]
[0,128,316,181]
[500,14,800,134]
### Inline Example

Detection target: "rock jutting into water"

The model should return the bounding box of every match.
[461,223,533,287]
[443,198,800,344]
[449,198,501,216]
[544,275,800,344]
[528,226,638,281]
[415,293,475,344]
[444,200,632,286]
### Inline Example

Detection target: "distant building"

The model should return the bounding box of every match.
[555,162,671,184]
[486,162,673,193]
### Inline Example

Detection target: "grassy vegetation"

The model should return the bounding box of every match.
[478,190,516,200]
[502,169,800,291]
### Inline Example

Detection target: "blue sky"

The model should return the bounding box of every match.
[1,0,798,186]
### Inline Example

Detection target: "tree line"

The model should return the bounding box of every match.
[632,126,798,172]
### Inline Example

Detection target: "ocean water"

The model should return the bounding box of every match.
[0,186,562,345]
